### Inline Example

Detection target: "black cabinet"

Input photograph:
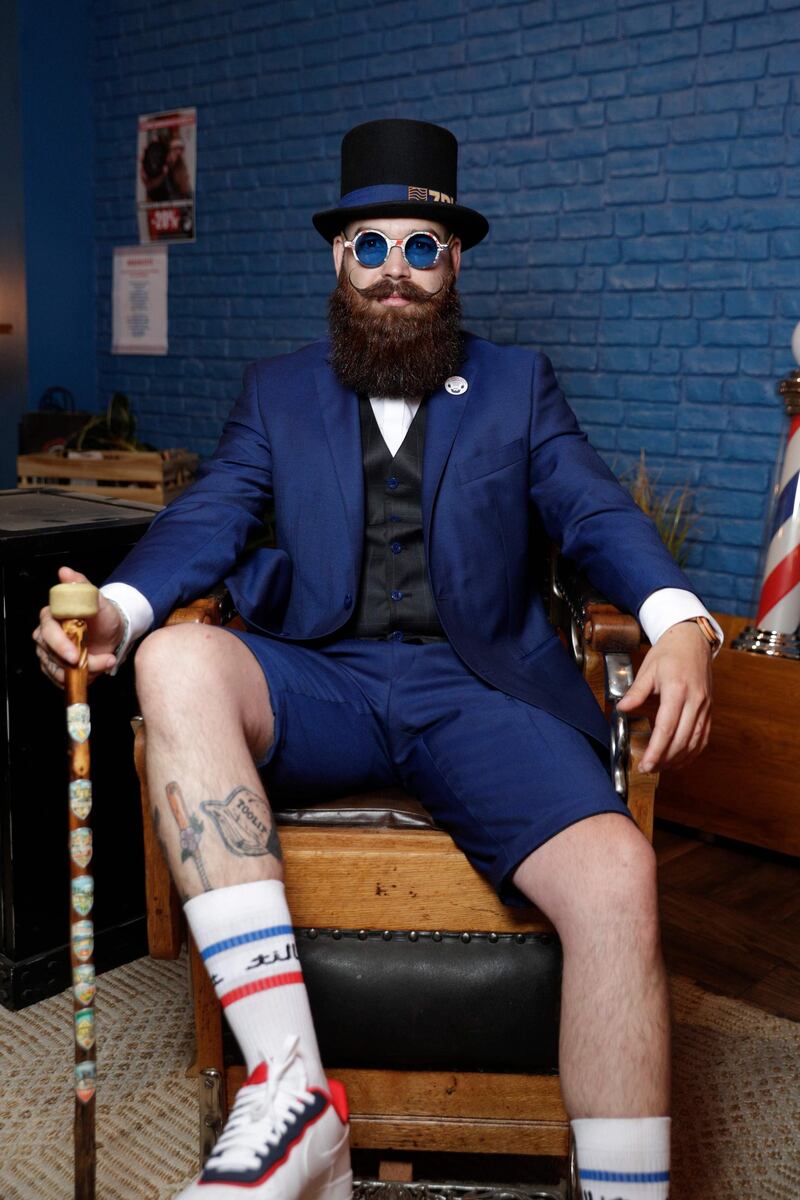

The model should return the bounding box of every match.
[0,489,158,1009]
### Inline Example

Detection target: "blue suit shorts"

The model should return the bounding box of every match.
[226,630,635,908]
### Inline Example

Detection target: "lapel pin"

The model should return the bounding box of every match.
[445,376,468,395]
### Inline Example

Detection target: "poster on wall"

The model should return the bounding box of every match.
[136,107,196,244]
[112,246,168,355]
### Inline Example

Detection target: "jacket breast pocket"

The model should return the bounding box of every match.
[455,437,528,484]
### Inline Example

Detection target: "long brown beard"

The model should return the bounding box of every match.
[328,266,464,396]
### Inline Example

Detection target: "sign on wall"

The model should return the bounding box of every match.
[112,246,168,355]
[136,108,197,244]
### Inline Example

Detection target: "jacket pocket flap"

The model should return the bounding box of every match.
[455,437,527,483]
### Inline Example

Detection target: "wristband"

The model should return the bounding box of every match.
[687,615,720,653]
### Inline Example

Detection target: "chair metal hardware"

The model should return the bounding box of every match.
[303,928,553,944]
[353,1182,566,1200]
[569,617,585,671]
[567,1126,581,1200]
[604,652,634,804]
[199,1068,223,1165]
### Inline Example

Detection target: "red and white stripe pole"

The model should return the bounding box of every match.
[734,323,800,658]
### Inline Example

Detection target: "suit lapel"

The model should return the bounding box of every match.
[421,356,478,541]
[315,365,364,568]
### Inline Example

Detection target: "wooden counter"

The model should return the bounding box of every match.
[655,612,800,857]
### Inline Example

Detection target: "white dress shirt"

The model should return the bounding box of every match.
[101,394,723,669]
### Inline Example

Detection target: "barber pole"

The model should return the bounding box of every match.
[734,323,800,658]
[755,408,800,627]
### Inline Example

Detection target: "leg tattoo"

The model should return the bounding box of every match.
[165,780,213,892]
[200,785,282,861]
[152,805,192,900]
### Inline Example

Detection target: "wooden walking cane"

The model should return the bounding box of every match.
[50,580,100,1200]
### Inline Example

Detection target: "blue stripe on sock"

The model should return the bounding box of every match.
[580,1170,670,1183]
[201,924,294,960]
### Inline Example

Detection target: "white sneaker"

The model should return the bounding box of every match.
[176,1034,352,1199]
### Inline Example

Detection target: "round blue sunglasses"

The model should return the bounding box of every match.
[342,229,452,271]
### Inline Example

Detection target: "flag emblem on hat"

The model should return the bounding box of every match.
[408,186,454,204]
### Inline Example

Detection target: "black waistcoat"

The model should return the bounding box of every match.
[343,396,446,641]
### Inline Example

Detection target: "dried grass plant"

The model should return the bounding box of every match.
[622,450,696,568]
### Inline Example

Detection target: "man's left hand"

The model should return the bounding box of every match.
[615,620,713,774]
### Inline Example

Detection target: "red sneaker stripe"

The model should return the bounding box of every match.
[244,1062,268,1086]
[220,971,305,1008]
[327,1077,350,1125]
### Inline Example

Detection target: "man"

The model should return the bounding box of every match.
[35,120,719,1200]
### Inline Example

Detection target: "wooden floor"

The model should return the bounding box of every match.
[654,816,800,1023]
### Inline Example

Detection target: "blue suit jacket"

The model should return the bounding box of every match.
[108,333,694,749]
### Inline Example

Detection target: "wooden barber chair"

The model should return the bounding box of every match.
[134,552,657,1199]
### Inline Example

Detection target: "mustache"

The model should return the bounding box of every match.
[346,272,447,302]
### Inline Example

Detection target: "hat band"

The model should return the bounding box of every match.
[339,183,456,208]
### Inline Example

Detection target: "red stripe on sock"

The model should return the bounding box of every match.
[220,971,305,1008]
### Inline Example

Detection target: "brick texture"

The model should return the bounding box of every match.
[93,0,800,616]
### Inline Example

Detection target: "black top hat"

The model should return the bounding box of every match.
[312,119,489,252]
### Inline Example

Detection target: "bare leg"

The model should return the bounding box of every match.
[512,812,671,1117]
[135,623,278,899]
[136,625,351,1200]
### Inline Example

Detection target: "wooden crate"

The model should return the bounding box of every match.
[17,448,199,507]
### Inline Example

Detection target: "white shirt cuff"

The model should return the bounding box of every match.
[99,582,154,675]
[638,588,724,658]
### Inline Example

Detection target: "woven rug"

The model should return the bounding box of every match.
[0,953,797,1199]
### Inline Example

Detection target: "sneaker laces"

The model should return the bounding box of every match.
[204,1035,317,1174]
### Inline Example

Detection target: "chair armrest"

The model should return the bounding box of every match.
[165,586,238,628]
[549,550,657,818]
[550,550,643,657]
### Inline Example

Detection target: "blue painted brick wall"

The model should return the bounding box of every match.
[91,0,800,616]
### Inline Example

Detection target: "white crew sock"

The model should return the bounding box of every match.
[571,1117,671,1200]
[184,878,325,1087]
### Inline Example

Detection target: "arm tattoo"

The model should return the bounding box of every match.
[165,780,213,891]
[200,785,282,861]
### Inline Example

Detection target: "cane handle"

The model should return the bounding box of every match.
[50,582,99,620]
